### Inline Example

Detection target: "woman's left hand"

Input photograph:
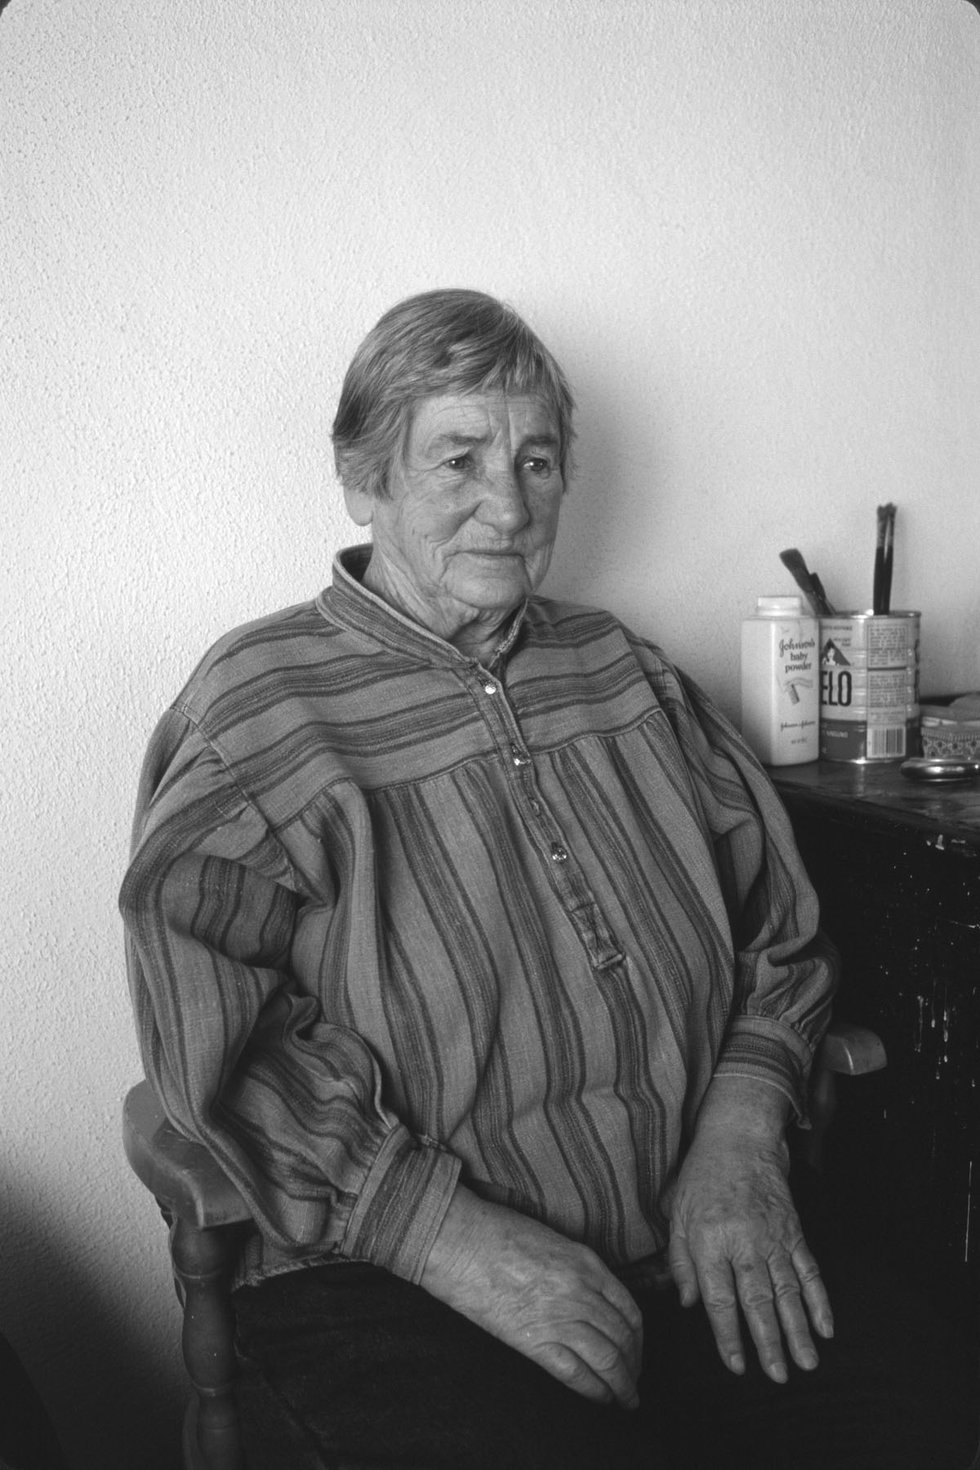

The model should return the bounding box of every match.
[665,1076,834,1384]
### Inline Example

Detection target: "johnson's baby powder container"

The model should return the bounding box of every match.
[740,595,819,765]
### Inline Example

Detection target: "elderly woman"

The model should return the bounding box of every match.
[121,291,964,1469]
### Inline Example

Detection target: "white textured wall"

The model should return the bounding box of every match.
[3,1,979,1464]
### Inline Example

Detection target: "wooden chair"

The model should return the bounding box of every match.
[123,1085,251,1470]
[122,1022,887,1470]
[799,1020,886,1173]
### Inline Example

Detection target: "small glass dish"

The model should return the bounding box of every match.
[900,757,980,783]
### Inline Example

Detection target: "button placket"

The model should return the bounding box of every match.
[469,664,620,969]
[473,671,556,838]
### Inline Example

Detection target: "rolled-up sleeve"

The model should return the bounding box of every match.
[120,708,460,1284]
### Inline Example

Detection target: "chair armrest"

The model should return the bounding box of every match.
[802,1022,887,1173]
[123,1081,252,1230]
[819,1022,887,1077]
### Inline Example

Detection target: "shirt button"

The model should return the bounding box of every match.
[550,843,569,863]
[510,743,530,767]
[530,799,541,815]
[483,682,497,695]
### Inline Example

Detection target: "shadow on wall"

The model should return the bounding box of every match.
[0,1163,184,1470]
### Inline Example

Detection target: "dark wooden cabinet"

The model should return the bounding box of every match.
[769,760,980,1333]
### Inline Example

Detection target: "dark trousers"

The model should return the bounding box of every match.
[233,1185,978,1470]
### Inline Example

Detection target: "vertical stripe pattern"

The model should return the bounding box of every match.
[120,546,836,1288]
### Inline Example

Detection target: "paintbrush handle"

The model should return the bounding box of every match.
[778,549,822,616]
[878,503,896,614]
[810,574,835,617]
[880,558,893,614]
[873,504,889,614]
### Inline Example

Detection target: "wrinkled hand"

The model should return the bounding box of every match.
[421,1184,643,1409]
[666,1078,834,1384]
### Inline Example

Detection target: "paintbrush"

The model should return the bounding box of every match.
[779,548,835,617]
[880,503,895,614]
[810,572,833,615]
[873,503,896,614]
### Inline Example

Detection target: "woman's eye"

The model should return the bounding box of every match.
[522,457,554,476]
[444,454,472,472]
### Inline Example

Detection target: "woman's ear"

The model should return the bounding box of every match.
[336,447,376,526]
[342,481,375,528]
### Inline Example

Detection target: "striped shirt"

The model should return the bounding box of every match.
[121,545,836,1289]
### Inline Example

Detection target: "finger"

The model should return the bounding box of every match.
[536,1341,620,1406]
[733,1260,791,1383]
[580,1322,642,1410]
[599,1277,644,1376]
[600,1272,645,1336]
[793,1242,834,1340]
[765,1241,833,1372]
[697,1262,748,1376]
[769,1268,819,1373]
[539,1325,641,1410]
[536,1258,643,1387]
[588,1292,643,1384]
[667,1234,702,1309]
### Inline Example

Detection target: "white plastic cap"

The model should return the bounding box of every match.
[756,595,803,615]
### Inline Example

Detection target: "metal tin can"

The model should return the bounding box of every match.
[819,612,921,762]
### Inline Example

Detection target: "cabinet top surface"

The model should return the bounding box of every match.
[767,760,980,846]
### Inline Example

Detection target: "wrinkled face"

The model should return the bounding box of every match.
[345,391,564,646]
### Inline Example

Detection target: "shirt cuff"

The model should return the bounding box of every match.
[713,1016,814,1122]
[340,1124,462,1284]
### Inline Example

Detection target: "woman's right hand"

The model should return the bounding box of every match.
[420,1184,643,1410]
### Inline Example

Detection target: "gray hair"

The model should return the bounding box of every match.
[331,288,575,500]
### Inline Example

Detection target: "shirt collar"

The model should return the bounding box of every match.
[317,544,527,670]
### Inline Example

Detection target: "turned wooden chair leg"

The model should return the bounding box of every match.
[170,1217,246,1470]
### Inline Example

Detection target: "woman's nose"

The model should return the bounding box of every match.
[479,465,530,531]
